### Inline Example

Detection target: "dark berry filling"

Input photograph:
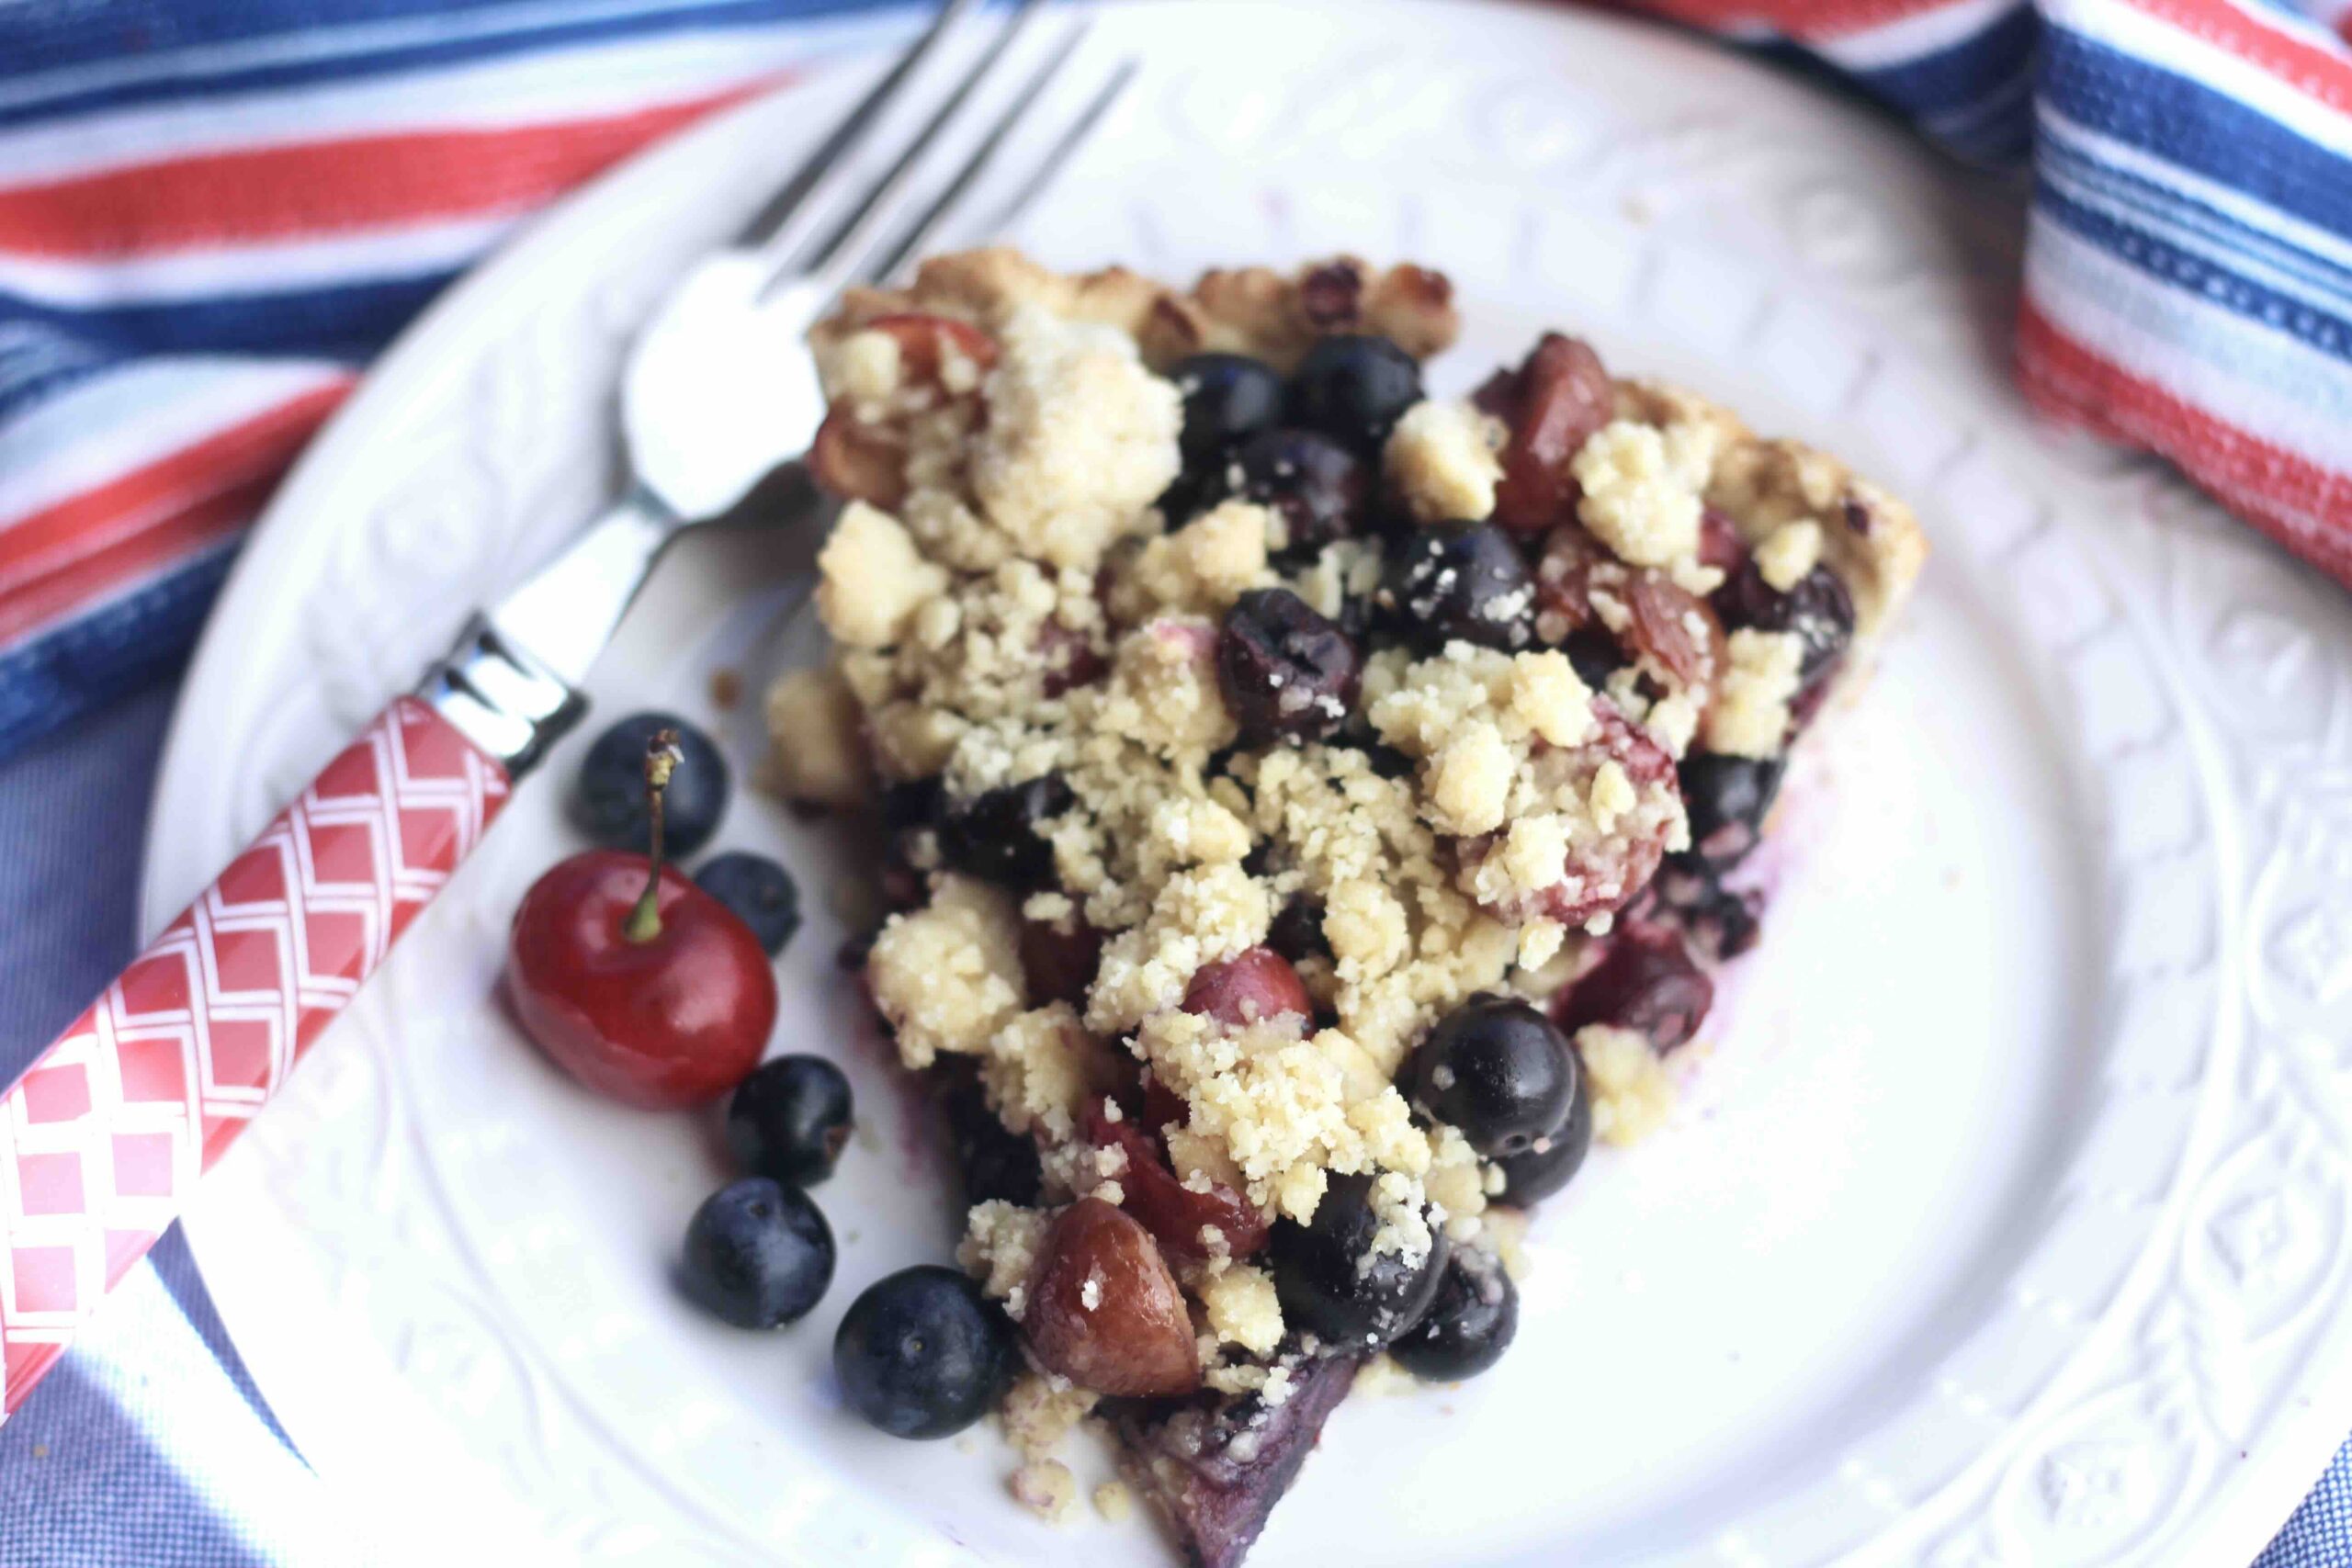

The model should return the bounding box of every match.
[1217,588,1362,745]
[937,774,1071,888]
[1227,428,1369,559]
[1287,333,1424,453]
[1555,924,1713,1052]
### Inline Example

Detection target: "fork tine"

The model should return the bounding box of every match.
[854,20,1096,287]
[976,56,1136,243]
[734,0,978,254]
[786,0,1049,294]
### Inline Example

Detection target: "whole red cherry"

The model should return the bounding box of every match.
[507,731,775,1109]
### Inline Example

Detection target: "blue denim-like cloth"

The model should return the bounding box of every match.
[0,690,2342,1564]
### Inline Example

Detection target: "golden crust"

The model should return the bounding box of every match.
[1611,377,1927,651]
[816,247,1460,373]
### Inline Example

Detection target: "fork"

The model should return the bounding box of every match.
[0,0,1134,1427]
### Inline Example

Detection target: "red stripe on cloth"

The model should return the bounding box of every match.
[1619,0,1952,39]
[2017,299,2352,587]
[2119,0,2352,116]
[0,468,282,647]
[0,381,349,602]
[0,81,776,259]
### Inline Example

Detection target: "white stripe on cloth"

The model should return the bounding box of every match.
[0,18,899,185]
[2040,140,2352,315]
[2029,220,2352,468]
[1806,0,2026,69]
[0,361,347,527]
[2039,104,2352,278]
[0,0,893,118]
[2045,0,2352,156]
[0,216,518,307]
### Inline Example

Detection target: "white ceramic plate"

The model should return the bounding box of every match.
[143,3,2352,1564]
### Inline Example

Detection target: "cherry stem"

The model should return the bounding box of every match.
[623,729,684,943]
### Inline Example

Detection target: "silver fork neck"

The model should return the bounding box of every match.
[418,487,677,774]
[419,615,585,776]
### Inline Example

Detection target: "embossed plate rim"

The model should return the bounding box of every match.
[141,2,2352,1564]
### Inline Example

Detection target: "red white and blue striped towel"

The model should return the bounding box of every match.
[2,8,2351,1565]
[2,0,2349,763]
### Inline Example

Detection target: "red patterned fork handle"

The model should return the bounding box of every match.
[0,698,512,1419]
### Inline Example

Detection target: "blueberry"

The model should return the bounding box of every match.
[680,1177,834,1329]
[937,774,1072,888]
[880,776,945,832]
[727,1056,853,1186]
[1227,429,1368,559]
[833,1265,1014,1438]
[1171,353,1285,463]
[1559,626,1625,692]
[1493,1076,1591,1204]
[1288,334,1423,453]
[1269,1170,1450,1350]
[1714,561,1855,690]
[1155,468,1225,531]
[1379,524,1536,651]
[1406,995,1576,1158]
[571,713,729,856]
[695,852,801,955]
[940,1064,1042,1208]
[1648,852,1765,962]
[1216,589,1361,746]
[1268,897,1330,964]
[1679,752,1786,867]
[1390,1247,1518,1382]
[1555,926,1713,1052]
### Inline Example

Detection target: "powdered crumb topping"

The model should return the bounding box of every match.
[1570,419,1714,569]
[1702,628,1804,759]
[1384,399,1503,523]
[970,307,1182,570]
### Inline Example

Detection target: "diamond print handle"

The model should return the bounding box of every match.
[0,699,510,1419]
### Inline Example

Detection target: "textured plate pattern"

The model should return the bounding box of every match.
[140,5,2352,1565]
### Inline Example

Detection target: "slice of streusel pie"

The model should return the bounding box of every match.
[767,248,1924,1568]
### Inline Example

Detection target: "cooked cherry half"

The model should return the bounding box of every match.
[1182,947,1312,1029]
[1022,1198,1202,1398]
[1555,924,1713,1052]
[1483,333,1613,536]
[1085,1102,1269,1263]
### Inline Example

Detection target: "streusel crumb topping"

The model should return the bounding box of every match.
[775,251,1925,1444]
